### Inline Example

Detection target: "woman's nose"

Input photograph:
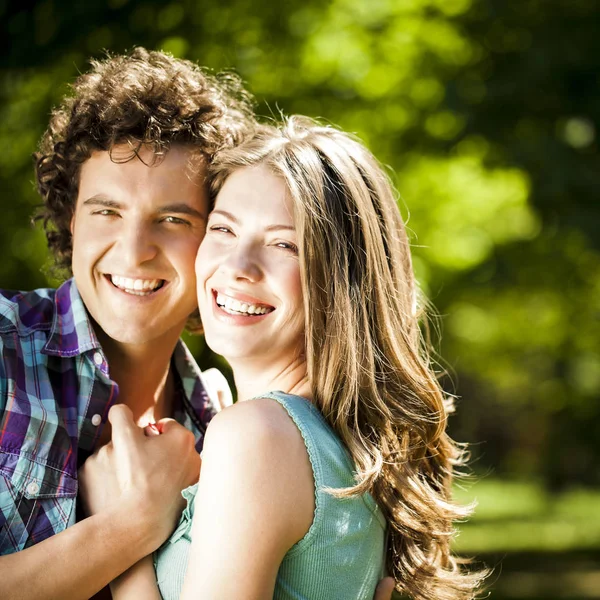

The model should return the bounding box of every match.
[219,243,263,282]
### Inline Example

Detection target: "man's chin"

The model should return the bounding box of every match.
[92,319,183,349]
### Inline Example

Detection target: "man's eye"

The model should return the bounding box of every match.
[93,209,118,216]
[163,216,191,225]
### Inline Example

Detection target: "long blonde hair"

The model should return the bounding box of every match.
[210,116,485,599]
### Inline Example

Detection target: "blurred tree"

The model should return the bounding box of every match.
[0,0,598,487]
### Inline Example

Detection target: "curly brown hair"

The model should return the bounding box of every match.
[34,46,256,275]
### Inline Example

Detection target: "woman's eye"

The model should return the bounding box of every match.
[275,241,299,253]
[209,225,233,234]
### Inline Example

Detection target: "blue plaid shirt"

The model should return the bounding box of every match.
[0,279,218,555]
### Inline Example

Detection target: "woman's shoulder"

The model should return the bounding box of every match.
[201,395,315,544]
[206,394,305,447]
[202,395,314,491]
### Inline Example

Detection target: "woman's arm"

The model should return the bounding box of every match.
[109,556,162,600]
[180,398,315,600]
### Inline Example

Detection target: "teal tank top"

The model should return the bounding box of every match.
[154,391,387,599]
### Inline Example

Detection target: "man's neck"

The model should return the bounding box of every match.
[97,329,181,424]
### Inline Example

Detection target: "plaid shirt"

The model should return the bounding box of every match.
[0,279,218,555]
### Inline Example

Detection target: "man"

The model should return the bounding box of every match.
[0,47,253,598]
[0,48,394,599]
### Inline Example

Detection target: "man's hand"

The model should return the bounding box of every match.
[0,404,199,600]
[373,577,395,600]
[79,404,201,546]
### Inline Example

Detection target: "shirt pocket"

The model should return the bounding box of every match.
[0,451,77,555]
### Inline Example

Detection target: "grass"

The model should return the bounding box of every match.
[445,479,600,598]
[453,479,600,554]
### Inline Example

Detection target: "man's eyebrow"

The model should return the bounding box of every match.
[82,196,122,209]
[81,197,205,220]
[210,209,295,232]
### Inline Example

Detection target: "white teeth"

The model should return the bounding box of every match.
[215,293,272,316]
[110,275,163,295]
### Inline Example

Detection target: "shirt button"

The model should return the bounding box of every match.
[93,352,103,366]
[91,414,102,427]
[27,481,40,496]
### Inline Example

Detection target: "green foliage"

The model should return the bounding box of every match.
[0,0,598,491]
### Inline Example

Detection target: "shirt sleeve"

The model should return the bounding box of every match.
[199,368,233,412]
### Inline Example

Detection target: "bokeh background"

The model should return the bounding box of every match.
[1,0,599,597]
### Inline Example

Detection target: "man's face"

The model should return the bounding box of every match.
[71,145,208,350]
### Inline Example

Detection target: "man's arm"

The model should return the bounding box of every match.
[0,405,200,600]
[0,497,160,600]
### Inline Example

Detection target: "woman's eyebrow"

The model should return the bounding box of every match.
[265,224,295,232]
[210,209,295,232]
[210,209,238,222]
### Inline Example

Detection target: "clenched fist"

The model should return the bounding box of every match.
[79,404,201,549]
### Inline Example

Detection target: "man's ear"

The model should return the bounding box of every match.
[70,203,81,240]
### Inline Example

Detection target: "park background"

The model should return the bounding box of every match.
[1,0,598,597]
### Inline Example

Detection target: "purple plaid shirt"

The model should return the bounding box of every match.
[0,279,218,555]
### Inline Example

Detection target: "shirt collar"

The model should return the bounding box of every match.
[173,339,219,427]
[43,278,101,357]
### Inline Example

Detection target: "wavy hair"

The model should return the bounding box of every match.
[210,117,486,599]
[34,46,256,275]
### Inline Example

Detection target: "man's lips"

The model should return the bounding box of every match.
[106,274,166,296]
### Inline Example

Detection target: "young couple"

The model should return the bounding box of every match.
[0,48,483,599]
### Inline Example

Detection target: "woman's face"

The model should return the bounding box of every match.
[195,164,304,365]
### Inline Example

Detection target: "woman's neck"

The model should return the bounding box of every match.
[230,355,312,402]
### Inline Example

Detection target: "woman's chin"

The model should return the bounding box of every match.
[204,336,262,363]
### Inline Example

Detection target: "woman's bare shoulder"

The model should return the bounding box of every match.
[200,397,315,543]
[205,396,305,454]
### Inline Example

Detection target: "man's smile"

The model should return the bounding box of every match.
[107,274,166,296]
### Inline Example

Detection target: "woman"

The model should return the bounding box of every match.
[92,117,484,599]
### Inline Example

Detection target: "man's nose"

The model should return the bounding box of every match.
[117,222,159,266]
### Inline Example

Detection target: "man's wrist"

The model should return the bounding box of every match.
[106,497,166,556]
